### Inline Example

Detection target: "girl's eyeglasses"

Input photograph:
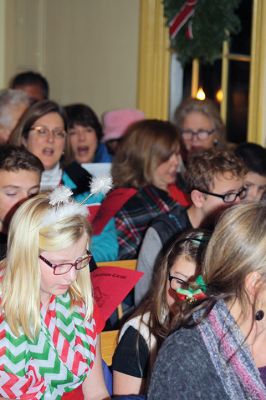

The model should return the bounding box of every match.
[39,250,92,275]
[168,273,190,291]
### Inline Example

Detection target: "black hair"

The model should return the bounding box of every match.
[10,71,49,100]
[235,142,266,177]
[64,103,103,141]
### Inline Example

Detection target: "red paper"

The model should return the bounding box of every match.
[91,266,143,322]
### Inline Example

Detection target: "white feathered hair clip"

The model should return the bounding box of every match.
[90,175,112,196]
[41,176,112,227]
[80,175,112,204]
[49,186,73,206]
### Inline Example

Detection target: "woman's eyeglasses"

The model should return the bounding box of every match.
[181,129,215,141]
[29,125,67,140]
[39,250,92,275]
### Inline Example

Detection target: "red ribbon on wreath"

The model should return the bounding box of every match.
[169,0,197,40]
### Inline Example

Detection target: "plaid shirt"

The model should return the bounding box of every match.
[115,185,177,260]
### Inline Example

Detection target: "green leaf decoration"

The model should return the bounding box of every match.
[163,0,242,65]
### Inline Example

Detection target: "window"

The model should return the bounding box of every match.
[182,0,252,144]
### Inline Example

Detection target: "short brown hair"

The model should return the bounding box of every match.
[0,144,44,174]
[111,119,179,188]
[186,148,246,192]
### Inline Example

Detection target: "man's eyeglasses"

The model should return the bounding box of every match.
[29,125,67,140]
[168,273,189,291]
[197,186,247,203]
[181,129,215,141]
[39,250,92,275]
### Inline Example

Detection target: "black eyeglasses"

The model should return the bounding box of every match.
[39,250,92,275]
[181,129,215,141]
[168,273,189,291]
[197,186,247,203]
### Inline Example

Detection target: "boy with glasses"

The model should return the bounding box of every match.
[135,148,246,306]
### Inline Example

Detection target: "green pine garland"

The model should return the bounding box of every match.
[163,0,241,65]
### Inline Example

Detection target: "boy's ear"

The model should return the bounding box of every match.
[191,189,206,208]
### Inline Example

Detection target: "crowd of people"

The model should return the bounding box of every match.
[0,70,266,399]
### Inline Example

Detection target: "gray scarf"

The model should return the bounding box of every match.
[196,300,266,399]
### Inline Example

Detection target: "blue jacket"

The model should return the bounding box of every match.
[94,143,112,163]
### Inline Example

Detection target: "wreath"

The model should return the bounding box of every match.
[163,0,242,65]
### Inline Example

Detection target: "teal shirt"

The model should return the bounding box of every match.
[62,171,118,262]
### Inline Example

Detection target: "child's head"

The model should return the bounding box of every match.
[186,148,246,219]
[146,229,210,315]
[235,142,266,202]
[0,144,43,232]
[138,228,210,341]
[3,188,92,338]
[162,229,210,308]
[171,203,266,330]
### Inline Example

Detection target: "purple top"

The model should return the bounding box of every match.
[259,366,266,386]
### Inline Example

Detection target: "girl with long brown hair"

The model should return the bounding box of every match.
[112,229,210,396]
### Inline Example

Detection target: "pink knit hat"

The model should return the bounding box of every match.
[102,108,145,142]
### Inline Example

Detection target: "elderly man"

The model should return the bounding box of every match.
[0,89,31,144]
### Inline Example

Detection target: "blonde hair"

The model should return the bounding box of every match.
[203,202,266,311]
[0,193,93,339]
[179,202,266,326]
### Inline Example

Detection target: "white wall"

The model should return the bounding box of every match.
[0,0,6,88]
[4,0,140,117]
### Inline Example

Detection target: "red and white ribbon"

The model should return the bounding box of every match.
[169,0,197,39]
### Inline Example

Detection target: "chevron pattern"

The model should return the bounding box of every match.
[0,293,97,399]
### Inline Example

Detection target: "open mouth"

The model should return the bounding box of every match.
[43,148,55,156]
[77,146,89,155]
